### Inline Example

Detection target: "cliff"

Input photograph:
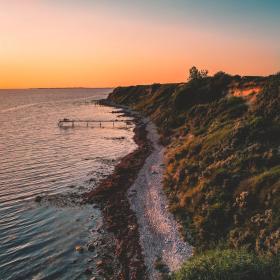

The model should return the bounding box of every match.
[107,72,280,279]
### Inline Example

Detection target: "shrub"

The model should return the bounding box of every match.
[188,66,208,81]
[172,249,279,280]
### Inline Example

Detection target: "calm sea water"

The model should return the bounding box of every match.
[0,89,137,279]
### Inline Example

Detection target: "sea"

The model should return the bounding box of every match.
[0,88,137,279]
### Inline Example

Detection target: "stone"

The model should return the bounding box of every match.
[34,195,42,202]
[96,260,104,267]
[84,268,92,275]
[87,243,95,252]
[75,245,84,253]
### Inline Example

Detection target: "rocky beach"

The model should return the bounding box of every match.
[128,119,193,279]
[86,105,152,279]
[85,102,193,279]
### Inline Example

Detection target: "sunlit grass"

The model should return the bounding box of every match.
[172,249,280,280]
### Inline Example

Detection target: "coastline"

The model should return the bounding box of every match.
[86,100,193,279]
[128,120,193,279]
[85,101,152,279]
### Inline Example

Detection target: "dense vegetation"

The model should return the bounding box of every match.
[108,71,280,279]
[173,249,280,280]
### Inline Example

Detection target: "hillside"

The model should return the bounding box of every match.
[107,72,280,279]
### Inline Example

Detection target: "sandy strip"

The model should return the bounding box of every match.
[128,119,193,279]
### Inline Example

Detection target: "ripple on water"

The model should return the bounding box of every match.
[0,89,137,279]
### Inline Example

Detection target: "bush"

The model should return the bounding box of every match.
[188,66,208,80]
[172,249,279,280]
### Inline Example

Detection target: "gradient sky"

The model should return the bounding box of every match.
[0,0,279,88]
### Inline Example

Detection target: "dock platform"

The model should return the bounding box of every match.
[57,118,132,128]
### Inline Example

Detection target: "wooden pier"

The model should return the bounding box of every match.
[57,118,132,128]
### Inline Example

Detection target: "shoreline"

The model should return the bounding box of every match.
[128,120,193,279]
[85,101,152,279]
[86,100,192,279]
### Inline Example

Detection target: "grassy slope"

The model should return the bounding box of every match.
[108,73,280,278]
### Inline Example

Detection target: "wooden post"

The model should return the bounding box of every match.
[87,122,88,127]
[72,121,74,127]
[100,122,101,128]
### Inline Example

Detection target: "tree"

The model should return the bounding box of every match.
[188,66,208,81]
[189,66,200,80]
[200,69,209,78]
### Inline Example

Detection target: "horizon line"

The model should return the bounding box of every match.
[0,86,115,90]
[0,73,276,91]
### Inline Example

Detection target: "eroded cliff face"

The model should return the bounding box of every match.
[108,73,280,256]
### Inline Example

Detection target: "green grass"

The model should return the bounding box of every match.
[172,249,279,280]
[252,166,280,187]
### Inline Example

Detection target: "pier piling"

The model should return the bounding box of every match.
[57,119,132,129]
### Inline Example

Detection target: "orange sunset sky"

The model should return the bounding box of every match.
[0,0,279,89]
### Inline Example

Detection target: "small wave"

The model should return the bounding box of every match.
[0,89,135,279]
[0,103,38,113]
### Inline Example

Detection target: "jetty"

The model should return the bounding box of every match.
[57,118,132,128]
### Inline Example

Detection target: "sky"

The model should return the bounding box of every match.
[0,0,279,88]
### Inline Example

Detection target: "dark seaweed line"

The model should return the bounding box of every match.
[85,100,152,280]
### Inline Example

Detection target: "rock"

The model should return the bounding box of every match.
[96,260,104,267]
[87,243,95,252]
[84,268,92,275]
[34,195,42,202]
[128,224,136,231]
[75,245,84,253]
